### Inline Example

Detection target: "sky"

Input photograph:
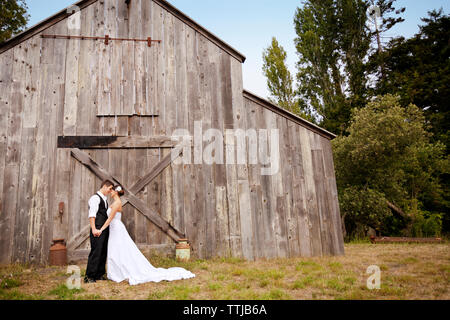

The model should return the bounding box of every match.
[25,0,450,99]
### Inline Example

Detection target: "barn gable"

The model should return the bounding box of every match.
[0,0,344,265]
[0,0,246,62]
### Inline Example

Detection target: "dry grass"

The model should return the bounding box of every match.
[0,243,448,300]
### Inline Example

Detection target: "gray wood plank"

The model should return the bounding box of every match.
[268,112,288,258]
[299,127,323,256]
[243,98,263,260]
[280,117,300,257]
[22,35,41,129]
[89,4,101,136]
[171,14,187,238]
[0,49,13,263]
[152,3,164,136]
[320,136,345,255]
[249,183,263,260]
[197,34,216,259]
[75,6,94,136]
[12,127,37,262]
[238,180,254,260]
[184,25,203,258]
[146,148,162,245]
[222,53,243,258]
[12,38,39,263]
[160,148,174,245]
[257,109,276,258]
[0,165,20,263]
[123,148,137,242]
[290,124,312,257]
[312,149,333,255]
[46,20,68,259]
[215,185,231,257]
[134,146,148,244]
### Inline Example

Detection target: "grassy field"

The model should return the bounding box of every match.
[0,243,448,300]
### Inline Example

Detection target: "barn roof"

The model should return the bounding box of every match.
[243,90,337,140]
[0,0,246,62]
[0,0,336,139]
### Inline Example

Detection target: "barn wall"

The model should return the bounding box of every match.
[0,0,344,265]
[0,0,247,264]
[241,96,345,259]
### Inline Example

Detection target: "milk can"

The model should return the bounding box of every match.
[176,239,191,262]
[49,239,67,266]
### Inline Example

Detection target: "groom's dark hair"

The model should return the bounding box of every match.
[101,180,114,188]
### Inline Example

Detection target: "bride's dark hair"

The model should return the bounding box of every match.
[113,185,125,196]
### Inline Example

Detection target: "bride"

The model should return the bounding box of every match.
[98,185,196,285]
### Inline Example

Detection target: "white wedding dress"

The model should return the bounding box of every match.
[106,208,196,285]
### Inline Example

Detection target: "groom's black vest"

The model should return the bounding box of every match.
[94,194,108,229]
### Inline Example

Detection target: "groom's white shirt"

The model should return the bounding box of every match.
[88,191,108,219]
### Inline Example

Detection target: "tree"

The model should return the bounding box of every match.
[332,95,448,238]
[294,0,354,136]
[374,10,450,152]
[367,0,405,56]
[293,0,404,136]
[371,10,450,233]
[0,0,29,44]
[262,37,314,122]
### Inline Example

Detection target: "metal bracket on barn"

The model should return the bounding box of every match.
[41,34,161,47]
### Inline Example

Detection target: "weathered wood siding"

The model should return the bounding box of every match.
[0,0,344,264]
[241,95,345,259]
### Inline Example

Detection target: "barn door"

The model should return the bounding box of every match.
[57,136,186,261]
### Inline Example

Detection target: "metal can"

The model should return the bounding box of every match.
[49,239,67,266]
[175,239,190,262]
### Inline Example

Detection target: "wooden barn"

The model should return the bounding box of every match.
[0,0,344,265]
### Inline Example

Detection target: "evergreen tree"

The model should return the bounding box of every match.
[294,0,404,135]
[262,37,315,122]
[374,10,450,153]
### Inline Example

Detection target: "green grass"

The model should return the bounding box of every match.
[401,257,419,264]
[0,288,45,300]
[207,282,223,291]
[345,237,372,244]
[0,278,23,289]
[259,279,270,288]
[0,243,448,300]
[166,285,200,300]
[326,278,349,292]
[261,289,292,300]
[291,275,315,289]
[147,283,202,300]
[328,262,343,270]
[148,290,169,300]
[439,265,450,274]
[48,284,85,300]
[295,261,323,272]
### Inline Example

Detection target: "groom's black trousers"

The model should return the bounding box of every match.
[85,227,109,280]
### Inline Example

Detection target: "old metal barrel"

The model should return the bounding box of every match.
[49,239,67,266]
[176,239,191,262]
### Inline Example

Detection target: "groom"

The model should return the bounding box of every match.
[84,180,114,283]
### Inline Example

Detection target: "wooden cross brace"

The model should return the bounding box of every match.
[67,147,185,251]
